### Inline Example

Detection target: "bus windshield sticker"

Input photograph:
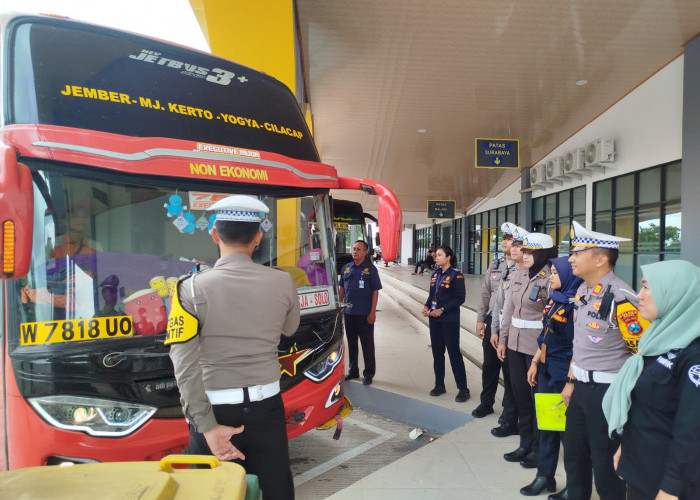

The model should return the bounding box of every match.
[20,317,134,346]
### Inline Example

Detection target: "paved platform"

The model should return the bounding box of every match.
[323,263,587,500]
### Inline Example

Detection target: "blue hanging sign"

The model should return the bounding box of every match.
[475,138,519,168]
[427,200,456,219]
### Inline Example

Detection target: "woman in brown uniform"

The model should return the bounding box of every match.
[498,233,557,470]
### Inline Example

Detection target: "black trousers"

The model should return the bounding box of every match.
[563,381,625,500]
[508,349,539,452]
[537,368,566,477]
[187,394,294,500]
[344,313,376,378]
[480,317,517,425]
[479,316,500,408]
[429,319,468,390]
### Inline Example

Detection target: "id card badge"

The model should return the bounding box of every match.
[431,300,437,310]
[359,279,365,289]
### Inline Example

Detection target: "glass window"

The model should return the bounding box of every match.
[573,186,586,216]
[558,191,570,218]
[533,197,544,221]
[616,175,635,208]
[545,194,556,220]
[615,208,635,254]
[664,202,681,255]
[637,205,661,253]
[615,253,634,289]
[557,220,571,254]
[666,162,681,201]
[596,180,612,211]
[594,211,613,236]
[639,168,661,205]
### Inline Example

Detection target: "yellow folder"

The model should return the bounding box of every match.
[535,393,567,431]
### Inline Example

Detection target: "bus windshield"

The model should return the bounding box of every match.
[9,168,336,352]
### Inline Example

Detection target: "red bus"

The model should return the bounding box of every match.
[0,14,401,469]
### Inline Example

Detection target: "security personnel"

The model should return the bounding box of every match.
[561,221,650,500]
[422,245,469,402]
[474,222,516,419]
[498,232,556,469]
[490,225,529,437]
[339,240,382,385]
[166,195,300,500]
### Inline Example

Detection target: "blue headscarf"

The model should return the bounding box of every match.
[548,256,583,304]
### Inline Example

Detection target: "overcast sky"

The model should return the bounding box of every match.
[1,0,209,51]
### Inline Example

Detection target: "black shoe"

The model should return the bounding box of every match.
[429,386,446,396]
[472,405,494,418]
[491,422,519,438]
[455,389,470,403]
[519,451,539,469]
[548,488,568,500]
[498,414,506,425]
[362,377,373,385]
[504,447,529,462]
[345,373,359,381]
[520,476,556,496]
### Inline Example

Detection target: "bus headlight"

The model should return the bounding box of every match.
[28,395,156,437]
[304,344,343,382]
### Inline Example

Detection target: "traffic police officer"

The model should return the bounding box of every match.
[474,222,516,419]
[498,232,556,469]
[562,221,650,500]
[166,195,300,500]
[422,245,470,402]
[490,224,529,436]
[339,239,382,385]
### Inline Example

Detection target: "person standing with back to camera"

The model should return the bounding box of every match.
[166,195,300,500]
[422,245,470,402]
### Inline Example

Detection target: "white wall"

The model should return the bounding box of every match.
[468,55,684,223]
[400,226,413,264]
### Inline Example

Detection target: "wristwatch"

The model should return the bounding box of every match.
[565,376,576,384]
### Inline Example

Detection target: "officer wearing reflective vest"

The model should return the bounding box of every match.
[561,221,650,500]
[166,195,300,500]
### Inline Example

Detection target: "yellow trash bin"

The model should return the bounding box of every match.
[0,454,253,500]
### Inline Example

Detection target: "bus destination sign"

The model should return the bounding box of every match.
[475,138,519,169]
[427,200,456,220]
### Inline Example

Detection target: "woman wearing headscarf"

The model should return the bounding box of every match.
[498,233,557,470]
[602,260,700,500]
[521,256,583,496]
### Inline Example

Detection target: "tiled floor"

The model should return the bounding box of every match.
[326,264,582,500]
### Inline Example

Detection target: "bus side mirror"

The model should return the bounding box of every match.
[0,144,34,279]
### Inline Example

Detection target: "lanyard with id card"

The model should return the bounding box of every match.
[432,272,446,310]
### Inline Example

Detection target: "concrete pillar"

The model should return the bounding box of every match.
[681,36,700,265]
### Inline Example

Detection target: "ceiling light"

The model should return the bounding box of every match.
[417,129,427,133]
[576,80,588,86]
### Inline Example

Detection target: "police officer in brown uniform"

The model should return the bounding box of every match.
[498,233,557,469]
[560,221,649,500]
[166,195,300,500]
[474,222,516,419]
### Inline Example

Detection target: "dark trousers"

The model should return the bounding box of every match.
[187,393,294,500]
[429,319,468,390]
[508,349,538,452]
[501,353,518,425]
[480,317,517,425]
[479,316,500,408]
[344,313,376,378]
[537,367,566,477]
[563,381,625,500]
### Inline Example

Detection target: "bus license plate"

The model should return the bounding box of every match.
[20,316,134,346]
[298,290,330,310]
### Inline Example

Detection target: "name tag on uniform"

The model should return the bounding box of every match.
[431,300,437,310]
[359,279,365,289]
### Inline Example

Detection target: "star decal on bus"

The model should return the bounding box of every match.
[279,344,312,377]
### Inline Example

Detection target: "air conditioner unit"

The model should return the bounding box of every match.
[545,157,565,183]
[530,164,546,187]
[584,138,615,167]
[564,148,585,175]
